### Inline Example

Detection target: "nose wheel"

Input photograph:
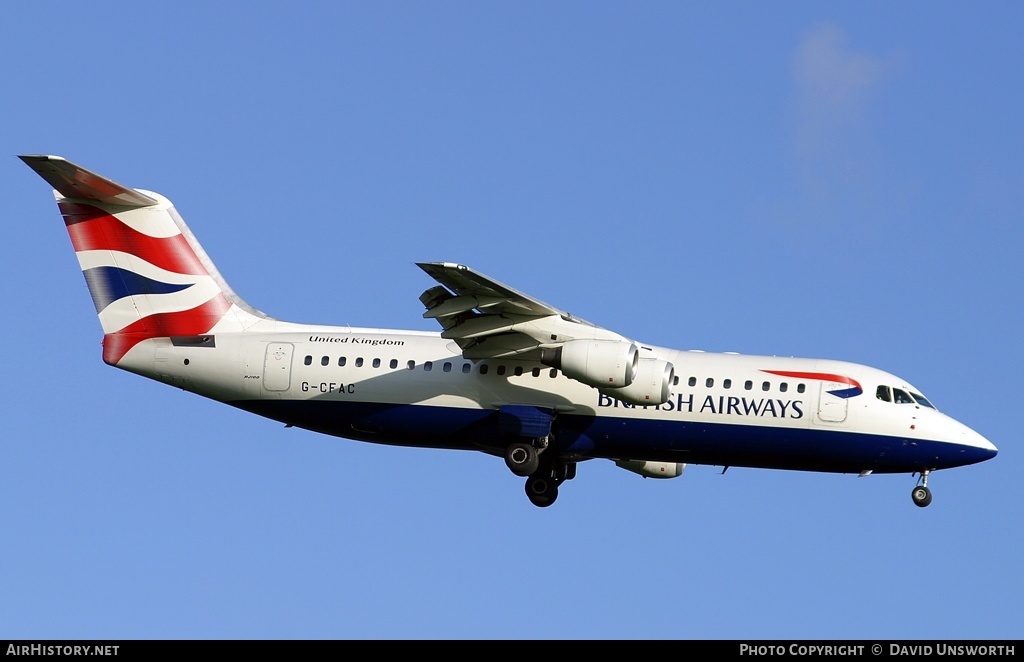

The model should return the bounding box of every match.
[911,470,933,508]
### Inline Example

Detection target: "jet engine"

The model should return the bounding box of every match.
[615,459,686,479]
[599,358,674,406]
[542,339,638,388]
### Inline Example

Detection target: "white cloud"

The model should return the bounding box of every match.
[795,23,884,113]
[793,23,886,162]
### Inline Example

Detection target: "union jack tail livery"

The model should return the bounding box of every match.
[21,154,997,509]
[20,155,266,365]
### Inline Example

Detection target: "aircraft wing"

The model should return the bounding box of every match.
[417,262,564,319]
[417,262,629,360]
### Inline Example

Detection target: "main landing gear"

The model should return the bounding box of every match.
[505,440,542,477]
[504,436,575,508]
[911,470,933,508]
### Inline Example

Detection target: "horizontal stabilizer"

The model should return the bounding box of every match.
[18,155,157,207]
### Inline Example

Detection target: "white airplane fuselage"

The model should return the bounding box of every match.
[123,323,994,476]
[20,154,997,508]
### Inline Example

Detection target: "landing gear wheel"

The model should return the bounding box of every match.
[525,474,558,507]
[912,485,932,508]
[505,442,539,477]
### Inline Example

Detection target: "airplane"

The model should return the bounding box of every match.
[20,154,998,508]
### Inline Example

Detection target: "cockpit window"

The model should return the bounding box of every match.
[911,392,936,409]
[877,383,937,409]
[893,388,914,404]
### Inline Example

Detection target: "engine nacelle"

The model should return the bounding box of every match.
[542,339,638,388]
[615,459,686,479]
[598,358,674,406]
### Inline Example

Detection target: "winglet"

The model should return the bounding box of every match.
[19,155,158,207]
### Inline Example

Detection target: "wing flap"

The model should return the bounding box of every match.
[423,294,507,319]
[461,333,543,360]
[440,315,518,340]
[417,262,634,363]
[417,262,562,318]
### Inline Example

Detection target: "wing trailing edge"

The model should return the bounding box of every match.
[417,261,631,362]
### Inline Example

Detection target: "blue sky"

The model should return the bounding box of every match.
[2,2,1021,639]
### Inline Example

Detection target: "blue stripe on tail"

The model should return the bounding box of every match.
[82,266,193,312]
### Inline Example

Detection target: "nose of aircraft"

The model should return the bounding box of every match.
[977,433,998,459]
[959,420,998,463]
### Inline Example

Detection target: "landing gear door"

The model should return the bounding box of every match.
[817,381,849,423]
[263,342,294,391]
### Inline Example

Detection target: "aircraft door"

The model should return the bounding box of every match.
[263,343,294,391]
[816,381,849,423]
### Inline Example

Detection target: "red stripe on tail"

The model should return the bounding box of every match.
[59,202,208,276]
[102,294,233,365]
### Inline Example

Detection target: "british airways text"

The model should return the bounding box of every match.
[598,392,805,419]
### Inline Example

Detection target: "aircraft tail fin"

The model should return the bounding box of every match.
[20,155,268,365]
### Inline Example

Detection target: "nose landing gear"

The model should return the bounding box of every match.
[911,470,933,508]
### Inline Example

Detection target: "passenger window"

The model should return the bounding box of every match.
[706,378,714,388]
[480,364,489,375]
[372,358,381,368]
[497,365,506,376]
[723,379,731,389]
[673,376,679,386]
[389,359,398,369]
[424,361,432,372]
[549,369,558,378]
[745,380,753,390]
[338,357,347,367]
[780,383,788,393]
[893,388,913,404]
[443,362,452,372]
[688,377,696,387]
[514,366,523,376]
[762,381,770,391]
[876,385,892,402]
[321,356,329,367]
[355,357,363,367]
[304,355,312,366]
[797,384,805,393]
[463,364,471,374]
[406,360,415,370]
[532,367,540,377]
